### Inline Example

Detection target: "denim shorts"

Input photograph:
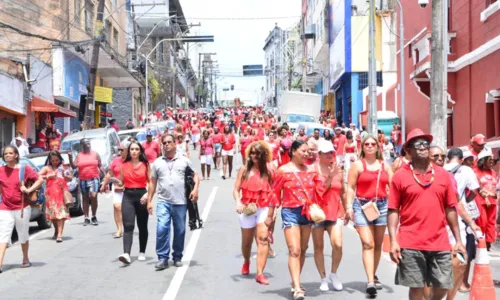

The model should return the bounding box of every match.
[281,207,312,229]
[80,177,100,193]
[353,198,388,226]
[215,143,222,153]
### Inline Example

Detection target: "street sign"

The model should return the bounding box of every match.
[243,65,263,76]
[223,88,229,91]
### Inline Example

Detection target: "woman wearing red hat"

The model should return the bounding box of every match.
[344,135,392,297]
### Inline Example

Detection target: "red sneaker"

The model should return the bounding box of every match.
[255,274,269,285]
[241,261,250,275]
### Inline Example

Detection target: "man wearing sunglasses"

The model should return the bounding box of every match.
[388,128,466,300]
[469,134,487,166]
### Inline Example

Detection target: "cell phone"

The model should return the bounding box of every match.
[456,252,466,264]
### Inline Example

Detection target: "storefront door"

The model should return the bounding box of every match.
[0,117,14,148]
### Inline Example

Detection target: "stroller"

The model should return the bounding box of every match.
[185,166,203,231]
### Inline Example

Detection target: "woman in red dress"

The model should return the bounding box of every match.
[473,150,498,249]
[273,140,326,300]
[233,141,276,285]
[267,131,280,168]
[39,151,72,242]
[278,126,292,167]
[312,142,344,292]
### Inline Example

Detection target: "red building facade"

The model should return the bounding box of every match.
[386,0,500,146]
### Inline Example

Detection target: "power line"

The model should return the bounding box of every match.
[127,12,300,21]
[0,22,91,45]
[104,5,135,38]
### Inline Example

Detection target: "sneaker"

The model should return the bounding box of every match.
[155,260,168,270]
[119,253,131,265]
[83,218,90,226]
[173,261,183,267]
[241,261,250,275]
[91,216,98,226]
[329,273,343,291]
[374,275,383,290]
[319,278,330,291]
[138,253,146,261]
[366,282,377,296]
[255,274,269,285]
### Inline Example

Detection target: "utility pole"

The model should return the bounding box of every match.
[430,0,447,149]
[367,0,378,135]
[172,67,177,108]
[301,17,307,93]
[84,0,105,130]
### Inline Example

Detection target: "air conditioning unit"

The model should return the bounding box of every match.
[302,24,316,40]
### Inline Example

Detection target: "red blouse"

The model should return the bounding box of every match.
[123,162,148,189]
[356,160,389,199]
[240,169,277,208]
[318,171,343,221]
[273,166,326,218]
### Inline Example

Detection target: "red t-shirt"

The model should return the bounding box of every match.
[141,141,161,164]
[211,133,223,144]
[109,157,124,177]
[241,122,248,132]
[389,163,457,251]
[333,135,347,155]
[199,120,206,128]
[222,133,236,151]
[0,165,39,210]
[391,129,402,145]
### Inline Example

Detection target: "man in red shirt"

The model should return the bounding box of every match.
[141,130,161,164]
[333,128,347,165]
[468,134,486,166]
[388,128,466,300]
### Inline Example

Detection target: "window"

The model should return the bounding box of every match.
[113,28,119,49]
[151,37,157,62]
[74,0,81,26]
[159,40,164,64]
[112,0,117,8]
[105,20,111,44]
[85,0,95,35]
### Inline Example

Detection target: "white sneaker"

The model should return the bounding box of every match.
[138,253,146,261]
[119,253,131,264]
[329,273,343,291]
[319,278,330,291]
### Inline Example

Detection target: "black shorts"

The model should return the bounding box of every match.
[395,249,453,289]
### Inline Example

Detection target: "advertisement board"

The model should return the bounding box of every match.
[329,0,346,87]
[52,48,90,104]
[94,86,113,103]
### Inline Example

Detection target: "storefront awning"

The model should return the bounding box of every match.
[31,97,76,118]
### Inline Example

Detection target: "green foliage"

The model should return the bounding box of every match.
[148,73,162,105]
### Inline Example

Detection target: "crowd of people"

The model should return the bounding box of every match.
[0,105,499,300]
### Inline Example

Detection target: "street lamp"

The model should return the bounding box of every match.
[145,36,214,113]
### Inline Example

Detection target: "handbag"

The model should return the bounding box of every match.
[19,163,42,218]
[242,202,258,216]
[359,162,383,222]
[61,183,74,207]
[291,170,326,224]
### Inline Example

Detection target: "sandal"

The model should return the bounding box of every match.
[21,261,31,268]
[113,233,123,239]
[56,237,63,243]
[292,289,305,300]
[255,274,269,285]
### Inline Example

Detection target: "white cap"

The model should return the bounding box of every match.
[318,140,335,153]
[478,149,493,161]
[462,150,474,159]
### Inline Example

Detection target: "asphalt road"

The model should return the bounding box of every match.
[1,150,499,300]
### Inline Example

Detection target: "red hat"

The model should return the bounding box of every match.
[404,128,433,149]
[471,134,486,145]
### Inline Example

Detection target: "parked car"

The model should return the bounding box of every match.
[60,128,120,176]
[117,128,143,142]
[296,122,332,138]
[25,150,83,216]
[0,158,51,229]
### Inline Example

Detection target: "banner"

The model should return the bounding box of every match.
[94,86,113,103]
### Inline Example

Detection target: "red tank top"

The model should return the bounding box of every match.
[355,160,389,199]
[345,144,356,153]
[122,161,148,189]
[77,151,100,180]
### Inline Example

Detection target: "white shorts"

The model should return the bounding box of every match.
[191,134,200,143]
[221,149,234,156]
[238,207,269,229]
[336,155,344,165]
[200,155,213,165]
[0,206,31,244]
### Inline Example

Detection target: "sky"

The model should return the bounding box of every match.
[134,0,302,105]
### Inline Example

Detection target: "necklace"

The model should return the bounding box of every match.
[409,163,435,187]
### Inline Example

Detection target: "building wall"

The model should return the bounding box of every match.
[108,87,133,129]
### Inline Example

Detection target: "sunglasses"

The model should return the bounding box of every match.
[364,142,377,147]
[432,154,446,160]
[413,141,430,149]
[162,141,174,145]
[118,149,124,152]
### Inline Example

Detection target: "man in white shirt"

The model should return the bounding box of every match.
[15,137,30,158]
[382,139,394,165]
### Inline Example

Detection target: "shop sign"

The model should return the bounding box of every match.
[94,86,113,103]
[100,112,112,117]
[53,48,90,104]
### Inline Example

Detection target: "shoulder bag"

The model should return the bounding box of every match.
[359,162,383,222]
[19,163,41,218]
[240,169,258,216]
[291,169,326,224]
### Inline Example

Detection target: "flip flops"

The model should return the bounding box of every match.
[21,261,31,268]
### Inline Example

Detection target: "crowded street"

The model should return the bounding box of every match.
[0,148,499,300]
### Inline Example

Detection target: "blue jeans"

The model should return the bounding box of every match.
[156,202,188,262]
